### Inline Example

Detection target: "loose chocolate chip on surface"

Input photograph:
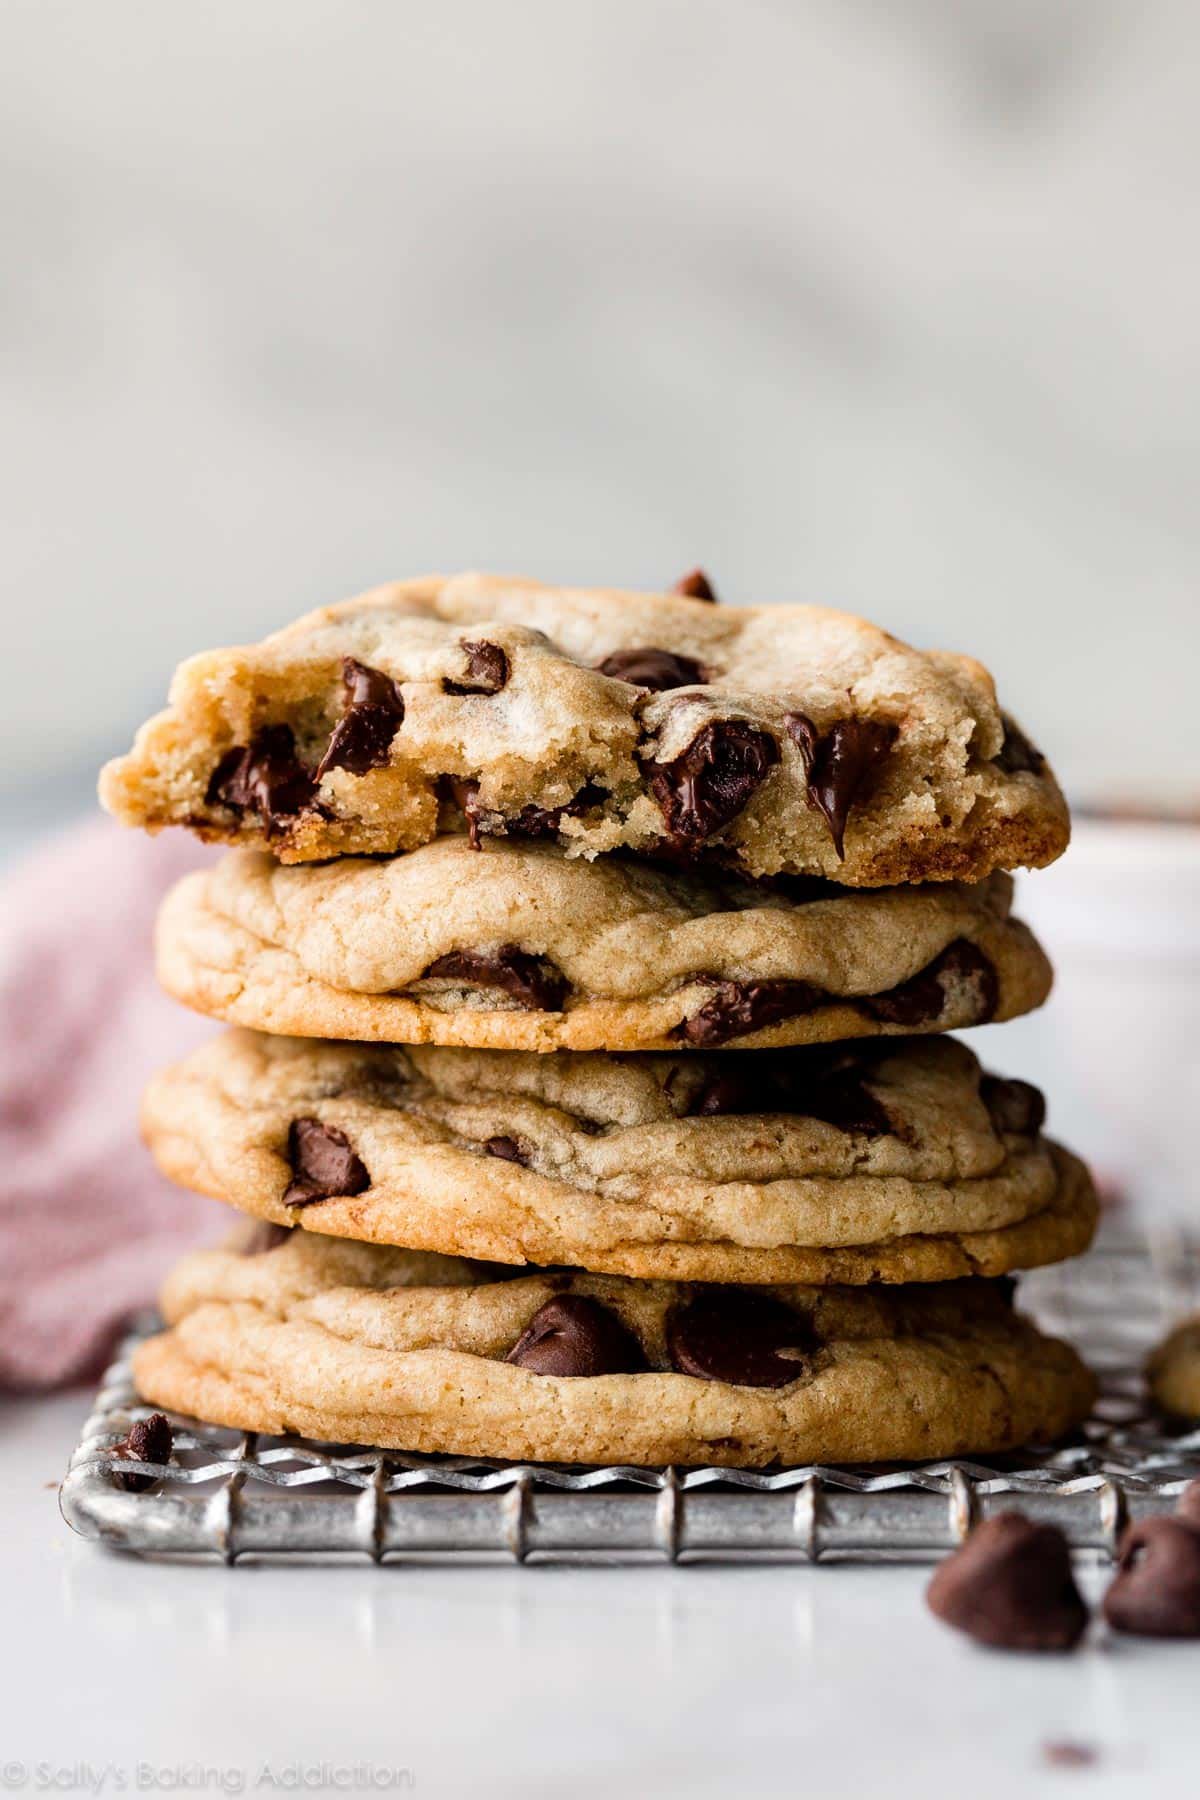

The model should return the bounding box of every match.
[1103,1518,1200,1637]
[645,720,780,847]
[864,939,999,1028]
[443,640,510,696]
[206,725,319,829]
[675,978,823,1048]
[242,1221,293,1254]
[785,713,897,858]
[596,647,709,691]
[671,568,717,602]
[996,714,1046,776]
[316,657,405,778]
[283,1117,370,1207]
[1042,1743,1098,1769]
[484,1135,528,1166]
[668,1291,816,1387]
[980,1075,1046,1138]
[506,1295,647,1377]
[114,1412,175,1492]
[926,1513,1089,1651]
[423,945,568,1011]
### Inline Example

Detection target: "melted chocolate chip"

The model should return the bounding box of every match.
[505,1295,647,1377]
[688,1052,891,1136]
[422,945,568,1011]
[671,568,717,602]
[864,940,999,1028]
[996,714,1046,776]
[668,1291,816,1387]
[114,1412,174,1492]
[206,725,319,829]
[675,979,823,1047]
[443,776,604,850]
[926,1514,1089,1651]
[242,1221,293,1254]
[785,714,897,859]
[645,720,780,848]
[596,647,709,691]
[1103,1518,1200,1638]
[484,1135,528,1166]
[980,1075,1046,1138]
[443,640,509,696]
[316,657,405,778]
[282,1117,370,1207]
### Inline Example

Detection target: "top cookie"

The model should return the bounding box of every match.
[100,572,1068,885]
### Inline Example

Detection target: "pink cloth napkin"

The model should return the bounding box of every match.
[0,817,225,1389]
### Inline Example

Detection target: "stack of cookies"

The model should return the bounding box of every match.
[101,572,1099,1467]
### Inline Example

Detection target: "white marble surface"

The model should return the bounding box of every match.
[3,1389,1193,1799]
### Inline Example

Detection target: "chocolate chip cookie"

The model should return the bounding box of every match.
[155,839,1051,1052]
[1147,1317,1200,1418]
[100,572,1068,885]
[132,1227,1096,1466]
[142,1030,1097,1283]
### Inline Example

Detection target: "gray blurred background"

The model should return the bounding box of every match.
[3,0,1199,830]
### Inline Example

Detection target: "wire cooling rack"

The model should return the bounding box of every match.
[59,1220,1200,1564]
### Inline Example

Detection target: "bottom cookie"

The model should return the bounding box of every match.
[1148,1317,1200,1419]
[133,1228,1096,1467]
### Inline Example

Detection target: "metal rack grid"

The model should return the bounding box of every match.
[59,1222,1200,1564]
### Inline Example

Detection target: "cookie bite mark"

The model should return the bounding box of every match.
[675,978,823,1047]
[644,720,780,849]
[282,1118,370,1207]
[506,1295,647,1376]
[785,713,897,859]
[316,658,405,779]
[668,1292,817,1387]
[442,640,509,696]
[421,946,568,1011]
[596,647,710,691]
[206,725,320,832]
[863,939,999,1028]
[671,568,717,602]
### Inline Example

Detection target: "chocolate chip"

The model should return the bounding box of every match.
[282,1117,370,1207]
[996,715,1046,776]
[671,568,717,602]
[505,1295,647,1377]
[206,725,319,829]
[242,1221,293,1254]
[926,1514,1089,1651]
[980,1075,1046,1138]
[422,945,568,1011]
[484,1135,528,1166]
[668,1291,816,1387]
[1103,1518,1200,1638]
[316,657,405,779]
[443,640,509,696]
[596,647,709,691]
[864,939,999,1028]
[1177,1481,1200,1528]
[785,713,897,859]
[645,720,780,848]
[442,776,604,850]
[688,1052,891,1135]
[675,978,823,1047]
[113,1412,174,1492]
